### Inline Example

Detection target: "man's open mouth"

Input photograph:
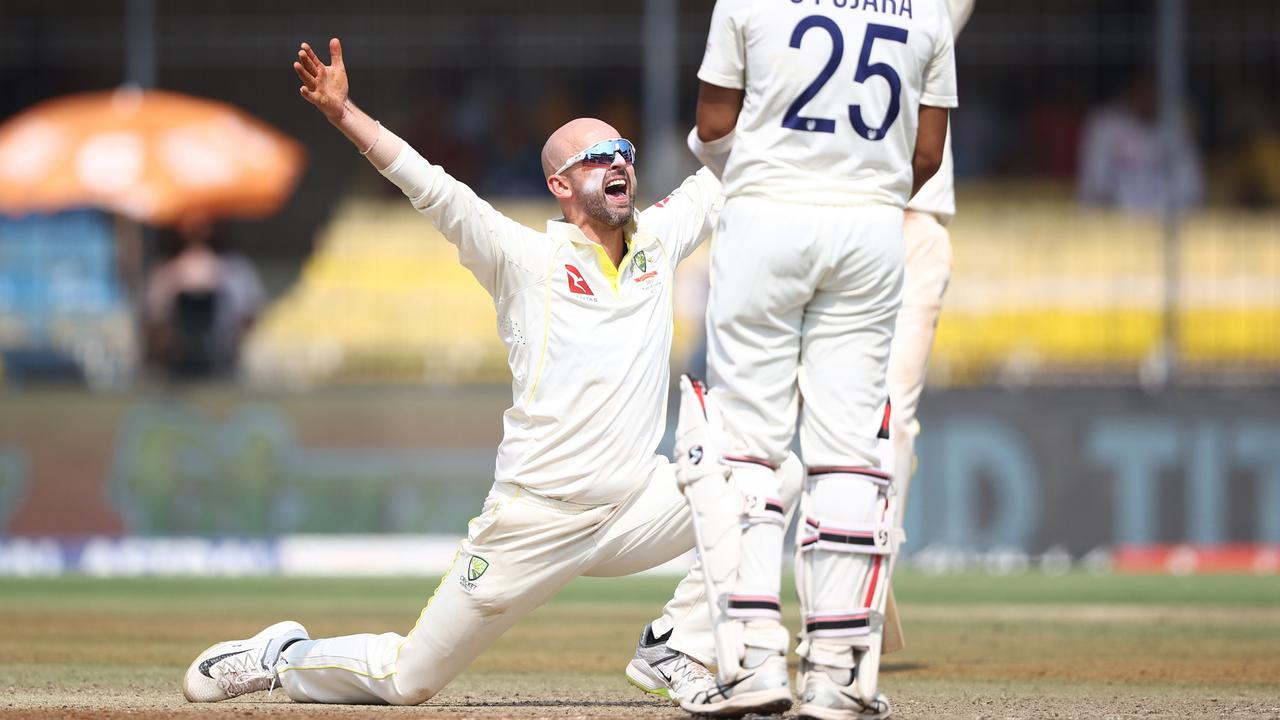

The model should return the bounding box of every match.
[605,177,628,200]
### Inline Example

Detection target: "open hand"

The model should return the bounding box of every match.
[294,38,349,121]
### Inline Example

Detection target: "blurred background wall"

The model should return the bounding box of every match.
[1,0,1278,574]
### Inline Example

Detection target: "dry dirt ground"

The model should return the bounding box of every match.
[2,575,1278,719]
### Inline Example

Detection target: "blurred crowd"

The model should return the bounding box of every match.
[5,0,1280,389]
[377,66,1280,216]
[391,77,641,201]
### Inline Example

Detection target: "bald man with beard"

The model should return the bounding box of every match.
[181,37,801,709]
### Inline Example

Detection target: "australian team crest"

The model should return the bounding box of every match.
[467,555,489,581]
[633,250,647,274]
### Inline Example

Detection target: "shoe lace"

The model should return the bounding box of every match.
[670,655,715,692]
[215,650,275,697]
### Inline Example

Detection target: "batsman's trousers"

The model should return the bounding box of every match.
[705,197,905,468]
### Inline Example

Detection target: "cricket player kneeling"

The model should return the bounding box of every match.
[794,467,902,720]
[186,36,756,710]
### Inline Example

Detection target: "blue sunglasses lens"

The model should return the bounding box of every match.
[579,139,636,166]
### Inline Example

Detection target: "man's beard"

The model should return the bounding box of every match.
[580,178,633,228]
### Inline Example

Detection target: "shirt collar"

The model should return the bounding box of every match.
[546,217,639,247]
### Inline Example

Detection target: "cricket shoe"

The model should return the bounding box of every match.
[795,660,891,720]
[679,652,791,718]
[625,623,716,703]
[183,620,309,702]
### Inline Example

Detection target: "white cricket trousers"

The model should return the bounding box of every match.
[705,197,903,662]
[277,460,700,705]
[884,209,952,521]
[706,198,905,468]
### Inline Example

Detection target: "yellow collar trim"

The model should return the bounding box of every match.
[592,234,635,296]
[547,218,644,297]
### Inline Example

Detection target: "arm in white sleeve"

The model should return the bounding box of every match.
[641,167,724,265]
[687,127,736,180]
[921,12,959,109]
[947,0,976,38]
[361,122,402,172]
[697,0,748,90]
[367,124,533,295]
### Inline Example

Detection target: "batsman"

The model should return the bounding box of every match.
[676,0,958,718]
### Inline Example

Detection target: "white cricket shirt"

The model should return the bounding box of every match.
[907,0,976,223]
[379,143,719,505]
[699,0,959,208]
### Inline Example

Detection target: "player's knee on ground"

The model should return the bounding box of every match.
[392,680,440,706]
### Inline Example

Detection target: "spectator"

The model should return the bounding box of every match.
[1227,112,1280,208]
[484,95,557,197]
[404,90,483,191]
[144,216,264,380]
[1027,75,1087,178]
[1078,70,1203,212]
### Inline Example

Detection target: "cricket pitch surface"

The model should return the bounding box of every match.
[2,572,1278,719]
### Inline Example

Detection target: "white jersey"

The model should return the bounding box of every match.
[699,0,958,208]
[907,0,975,222]
[378,143,719,505]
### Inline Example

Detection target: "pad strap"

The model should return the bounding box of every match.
[804,610,884,640]
[724,455,779,471]
[799,515,894,555]
[726,593,782,621]
[741,495,786,528]
[807,466,892,487]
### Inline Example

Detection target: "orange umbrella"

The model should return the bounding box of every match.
[0,88,305,226]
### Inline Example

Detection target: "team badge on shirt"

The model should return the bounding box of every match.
[633,250,647,274]
[468,555,489,581]
[460,554,490,592]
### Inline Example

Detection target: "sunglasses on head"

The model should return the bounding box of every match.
[554,138,637,175]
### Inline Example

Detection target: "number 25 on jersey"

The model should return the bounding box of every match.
[781,17,907,141]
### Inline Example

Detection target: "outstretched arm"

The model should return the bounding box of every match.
[293,38,399,169]
[292,37,536,296]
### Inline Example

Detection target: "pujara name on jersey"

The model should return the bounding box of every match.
[787,0,914,20]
